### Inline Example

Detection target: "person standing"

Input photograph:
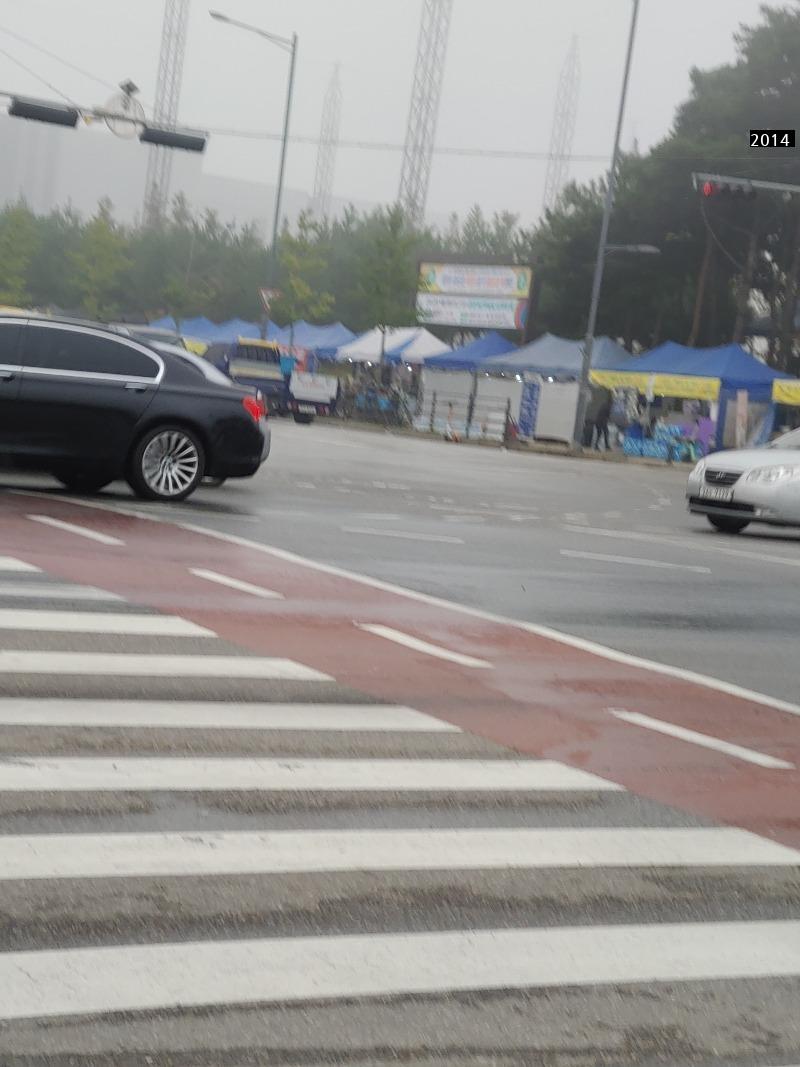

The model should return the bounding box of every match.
[592,388,613,451]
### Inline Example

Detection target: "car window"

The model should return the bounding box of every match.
[241,345,279,364]
[176,352,233,386]
[0,322,22,365]
[204,343,229,363]
[22,326,160,379]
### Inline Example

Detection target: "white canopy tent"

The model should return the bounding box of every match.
[390,329,451,365]
[336,328,418,364]
[336,327,450,365]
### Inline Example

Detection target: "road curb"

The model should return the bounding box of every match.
[315,417,692,471]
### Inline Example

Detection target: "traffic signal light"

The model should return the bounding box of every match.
[701,180,756,201]
[139,125,207,152]
[8,95,79,128]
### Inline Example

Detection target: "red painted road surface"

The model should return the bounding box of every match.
[2,490,799,847]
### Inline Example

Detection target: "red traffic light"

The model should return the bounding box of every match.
[699,179,756,201]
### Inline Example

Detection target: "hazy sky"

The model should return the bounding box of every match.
[0,0,771,225]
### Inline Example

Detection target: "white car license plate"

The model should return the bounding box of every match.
[298,404,315,414]
[699,485,734,502]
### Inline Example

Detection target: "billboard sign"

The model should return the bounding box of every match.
[416,262,532,330]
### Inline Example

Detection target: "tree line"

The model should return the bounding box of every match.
[1,4,799,368]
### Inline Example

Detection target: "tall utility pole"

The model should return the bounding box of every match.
[144,0,191,226]
[542,37,580,216]
[313,66,342,220]
[398,0,454,225]
[572,0,640,448]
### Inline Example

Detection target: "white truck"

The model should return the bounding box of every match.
[288,371,339,424]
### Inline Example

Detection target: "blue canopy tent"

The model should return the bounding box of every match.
[424,331,517,372]
[149,316,219,340]
[483,333,631,376]
[275,320,357,359]
[149,317,283,342]
[593,341,796,450]
[595,341,791,396]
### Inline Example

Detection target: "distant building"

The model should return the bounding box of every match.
[0,114,368,232]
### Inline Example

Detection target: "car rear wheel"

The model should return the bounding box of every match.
[708,515,750,534]
[53,467,114,494]
[293,413,314,424]
[127,425,204,502]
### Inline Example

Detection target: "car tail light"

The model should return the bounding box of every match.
[242,395,267,422]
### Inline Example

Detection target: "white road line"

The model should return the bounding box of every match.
[169,523,800,722]
[295,481,316,489]
[189,568,284,600]
[3,826,797,882]
[357,623,493,669]
[0,581,122,601]
[610,709,795,770]
[0,652,331,681]
[560,550,711,574]
[0,757,619,793]
[27,514,125,546]
[0,699,457,732]
[2,921,798,1020]
[341,526,464,544]
[0,609,214,637]
[565,522,800,570]
[18,495,800,722]
[0,557,40,573]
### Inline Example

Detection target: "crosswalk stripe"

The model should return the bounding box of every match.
[0,609,214,637]
[2,921,799,1020]
[0,557,40,573]
[0,652,332,681]
[2,827,796,881]
[0,699,457,732]
[0,581,122,601]
[0,757,620,792]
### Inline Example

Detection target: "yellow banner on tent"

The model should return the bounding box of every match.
[590,370,721,401]
[772,379,800,406]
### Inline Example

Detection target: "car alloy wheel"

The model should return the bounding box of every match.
[129,425,204,502]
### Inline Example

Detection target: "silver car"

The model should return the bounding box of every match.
[687,427,800,533]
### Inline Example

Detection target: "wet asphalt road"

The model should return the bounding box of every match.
[25,417,795,705]
[1,423,799,1066]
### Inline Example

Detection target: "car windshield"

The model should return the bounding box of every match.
[767,428,800,449]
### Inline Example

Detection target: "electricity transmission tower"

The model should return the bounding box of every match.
[312,65,342,220]
[542,36,580,216]
[398,0,453,224]
[143,0,191,225]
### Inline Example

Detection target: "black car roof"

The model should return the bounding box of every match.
[0,313,129,337]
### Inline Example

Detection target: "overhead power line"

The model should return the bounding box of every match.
[0,44,76,104]
[0,23,117,95]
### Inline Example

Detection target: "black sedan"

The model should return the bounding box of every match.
[0,315,271,502]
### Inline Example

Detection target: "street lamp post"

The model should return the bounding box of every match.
[571,0,641,448]
[210,10,298,320]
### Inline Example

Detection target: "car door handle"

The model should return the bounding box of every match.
[0,370,15,381]
[124,382,148,392]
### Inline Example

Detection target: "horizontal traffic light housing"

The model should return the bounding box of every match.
[701,180,757,200]
[139,125,207,152]
[8,96,80,127]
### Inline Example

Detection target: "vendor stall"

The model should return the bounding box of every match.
[592,342,796,457]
